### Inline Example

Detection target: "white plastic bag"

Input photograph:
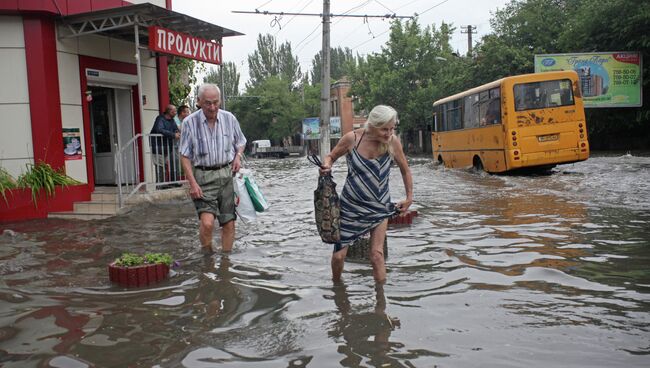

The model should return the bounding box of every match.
[234,171,256,223]
[240,168,269,212]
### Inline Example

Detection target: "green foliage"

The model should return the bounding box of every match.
[144,253,173,266]
[0,167,17,204]
[16,161,80,207]
[471,0,650,148]
[203,61,241,99]
[231,77,305,142]
[349,19,461,132]
[310,47,356,86]
[114,253,144,267]
[114,252,173,267]
[247,34,302,90]
[168,57,198,106]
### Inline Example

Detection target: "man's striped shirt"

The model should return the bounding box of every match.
[179,109,247,167]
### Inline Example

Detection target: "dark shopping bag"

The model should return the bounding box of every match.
[309,155,341,244]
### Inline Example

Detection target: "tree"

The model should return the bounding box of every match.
[471,0,650,149]
[203,61,241,104]
[168,57,197,106]
[349,19,462,133]
[557,0,650,148]
[470,0,579,84]
[247,34,302,90]
[310,46,355,85]
[229,77,305,143]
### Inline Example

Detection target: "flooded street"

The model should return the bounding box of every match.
[1,153,649,367]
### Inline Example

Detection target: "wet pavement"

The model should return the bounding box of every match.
[1,152,649,367]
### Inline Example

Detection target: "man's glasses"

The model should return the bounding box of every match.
[201,100,220,107]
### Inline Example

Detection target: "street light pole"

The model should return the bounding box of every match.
[319,0,331,159]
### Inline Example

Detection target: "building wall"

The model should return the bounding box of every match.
[330,78,360,135]
[0,16,32,178]
[56,25,160,184]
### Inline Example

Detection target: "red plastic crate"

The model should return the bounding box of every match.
[388,210,418,225]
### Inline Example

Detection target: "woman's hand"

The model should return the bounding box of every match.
[319,163,332,176]
[395,198,413,216]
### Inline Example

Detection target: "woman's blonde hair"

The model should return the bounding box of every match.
[365,105,398,157]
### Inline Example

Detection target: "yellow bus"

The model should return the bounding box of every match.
[432,71,589,173]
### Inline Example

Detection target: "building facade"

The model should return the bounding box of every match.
[0,0,240,221]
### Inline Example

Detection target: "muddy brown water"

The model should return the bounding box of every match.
[1,153,649,367]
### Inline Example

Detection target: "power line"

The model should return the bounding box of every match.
[373,0,394,14]
[274,0,316,35]
[255,0,274,11]
[232,9,413,19]
[349,0,451,52]
[417,0,451,17]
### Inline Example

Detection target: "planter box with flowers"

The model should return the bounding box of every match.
[109,253,173,288]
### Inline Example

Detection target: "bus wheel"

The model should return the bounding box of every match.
[473,156,484,172]
[437,155,444,166]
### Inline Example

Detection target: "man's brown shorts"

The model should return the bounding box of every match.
[192,165,236,226]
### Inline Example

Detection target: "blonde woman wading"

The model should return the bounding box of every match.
[320,105,413,283]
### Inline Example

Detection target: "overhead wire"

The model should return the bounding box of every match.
[295,0,372,55]
[349,0,451,52]
[255,0,274,11]
[274,0,316,36]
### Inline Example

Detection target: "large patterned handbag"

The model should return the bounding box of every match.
[309,155,341,244]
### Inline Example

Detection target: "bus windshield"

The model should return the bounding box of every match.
[514,79,574,111]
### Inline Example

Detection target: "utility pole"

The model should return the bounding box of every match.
[460,25,477,56]
[319,0,331,158]
[232,4,412,156]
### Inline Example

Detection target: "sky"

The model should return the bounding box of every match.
[173,0,511,91]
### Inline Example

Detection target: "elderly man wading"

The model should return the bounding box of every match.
[179,84,247,252]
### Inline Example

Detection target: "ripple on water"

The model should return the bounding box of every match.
[0,155,649,367]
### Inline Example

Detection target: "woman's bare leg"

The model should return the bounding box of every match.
[369,220,388,283]
[331,246,349,282]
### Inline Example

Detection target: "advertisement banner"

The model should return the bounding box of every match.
[302,117,342,140]
[63,128,82,160]
[534,52,642,108]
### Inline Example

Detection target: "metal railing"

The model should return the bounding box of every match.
[114,133,186,208]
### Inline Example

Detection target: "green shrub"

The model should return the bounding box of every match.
[0,167,17,204]
[114,252,173,267]
[144,253,173,266]
[16,161,80,206]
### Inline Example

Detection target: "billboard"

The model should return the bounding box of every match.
[534,52,642,108]
[302,117,342,140]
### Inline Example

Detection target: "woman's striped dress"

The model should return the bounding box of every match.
[334,146,396,252]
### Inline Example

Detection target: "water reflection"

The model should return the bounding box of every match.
[329,283,402,366]
[0,154,649,367]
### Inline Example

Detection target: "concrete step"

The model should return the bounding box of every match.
[91,192,118,202]
[48,211,112,220]
[73,200,119,215]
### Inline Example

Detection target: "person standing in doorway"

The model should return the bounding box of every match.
[150,104,179,184]
[319,105,413,283]
[179,84,247,253]
[172,105,191,181]
[174,104,191,130]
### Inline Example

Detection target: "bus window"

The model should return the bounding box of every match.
[447,99,462,130]
[481,99,501,125]
[514,79,575,111]
[440,105,448,131]
[463,95,479,129]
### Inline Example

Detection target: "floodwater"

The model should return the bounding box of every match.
[1,152,649,367]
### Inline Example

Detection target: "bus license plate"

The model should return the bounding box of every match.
[538,134,559,142]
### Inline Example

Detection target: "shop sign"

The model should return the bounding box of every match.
[148,26,221,65]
